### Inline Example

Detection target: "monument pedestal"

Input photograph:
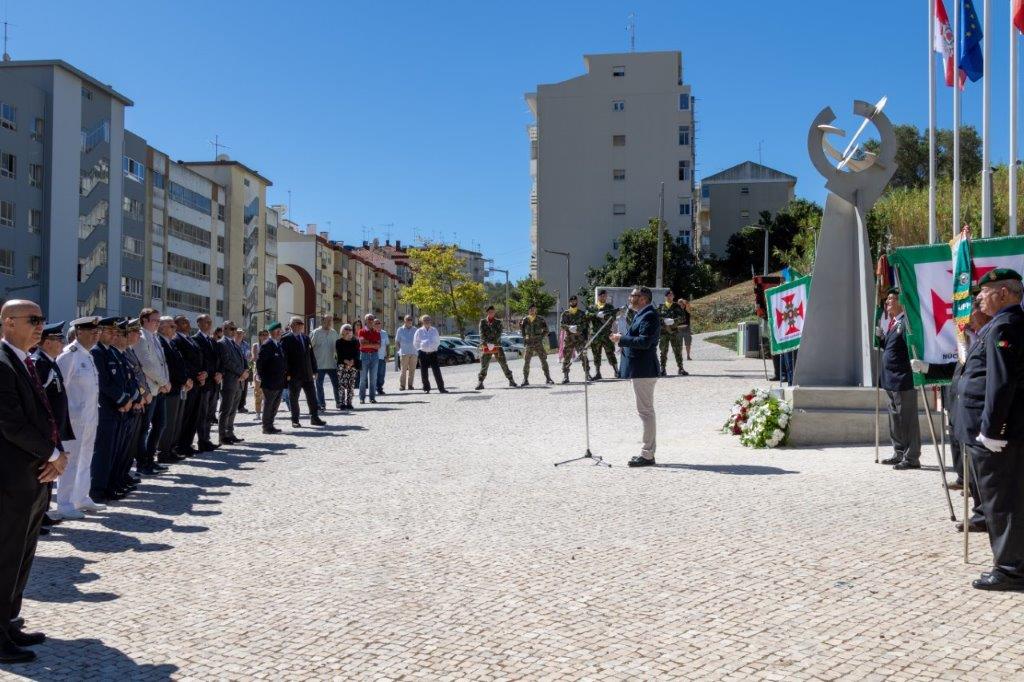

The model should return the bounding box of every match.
[782,386,943,447]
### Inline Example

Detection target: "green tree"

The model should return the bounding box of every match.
[862,124,982,190]
[711,199,823,283]
[584,219,719,300]
[400,245,487,337]
[509,277,556,316]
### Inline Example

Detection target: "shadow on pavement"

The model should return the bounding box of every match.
[10,638,177,680]
[654,463,799,476]
[24,556,118,604]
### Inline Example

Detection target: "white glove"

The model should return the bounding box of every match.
[569,325,578,334]
[977,434,1008,453]
[663,318,674,326]
[597,312,606,319]
[910,359,929,374]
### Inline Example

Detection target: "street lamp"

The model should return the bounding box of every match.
[485,261,510,327]
[750,225,770,276]
[543,249,570,318]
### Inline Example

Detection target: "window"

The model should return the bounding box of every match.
[701,185,710,198]
[152,170,166,189]
[215,300,224,318]
[123,156,145,182]
[29,164,42,188]
[28,256,40,280]
[122,196,144,221]
[0,201,12,228]
[678,125,690,146]
[613,203,626,215]
[243,178,250,187]
[612,134,626,147]
[740,209,750,219]
[168,181,212,214]
[167,252,211,280]
[217,204,225,221]
[740,186,750,195]
[679,93,690,110]
[166,288,210,314]
[678,160,689,182]
[81,87,93,100]
[613,169,625,181]
[0,103,15,131]
[123,235,144,259]
[679,230,692,248]
[29,209,41,233]
[31,118,43,141]
[612,100,625,112]
[217,236,225,253]
[121,276,143,299]
[217,267,224,285]
[0,151,15,179]
[679,202,691,216]
[0,249,12,275]
[151,284,163,301]
[612,65,625,77]
[167,216,212,248]
[80,120,109,152]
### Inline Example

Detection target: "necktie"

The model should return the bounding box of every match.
[887,317,896,333]
[24,356,60,448]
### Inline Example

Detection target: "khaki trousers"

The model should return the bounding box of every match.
[400,354,417,389]
[631,378,657,459]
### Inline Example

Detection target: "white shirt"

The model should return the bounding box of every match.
[413,326,440,353]
[378,330,390,359]
[2,339,60,461]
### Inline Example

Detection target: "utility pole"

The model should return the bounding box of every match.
[655,182,665,288]
[486,261,510,327]
[543,249,571,321]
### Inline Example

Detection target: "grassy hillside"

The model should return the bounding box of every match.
[690,278,761,334]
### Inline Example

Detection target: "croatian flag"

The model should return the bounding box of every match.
[934,0,959,87]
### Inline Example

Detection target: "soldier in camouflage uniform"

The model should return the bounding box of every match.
[476,306,518,390]
[658,290,689,376]
[520,304,554,386]
[559,295,591,383]
[588,289,619,380]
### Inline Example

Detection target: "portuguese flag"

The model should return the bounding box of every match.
[889,235,1024,386]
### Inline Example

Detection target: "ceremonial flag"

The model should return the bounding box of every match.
[1015,0,1024,33]
[934,0,960,87]
[873,255,894,349]
[950,226,973,363]
[765,275,811,355]
[889,235,1024,386]
[959,0,984,84]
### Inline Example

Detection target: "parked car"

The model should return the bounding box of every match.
[436,345,470,366]
[499,339,523,359]
[440,337,480,362]
[464,332,481,345]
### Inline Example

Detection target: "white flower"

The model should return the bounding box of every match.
[778,413,789,427]
[772,429,784,443]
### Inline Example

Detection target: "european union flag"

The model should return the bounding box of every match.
[960,0,984,83]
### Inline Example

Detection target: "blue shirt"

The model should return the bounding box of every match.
[377,330,390,359]
[395,326,417,356]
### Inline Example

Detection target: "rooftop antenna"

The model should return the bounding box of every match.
[287,189,292,222]
[757,139,764,165]
[382,223,394,242]
[210,134,229,159]
[627,13,637,52]
[2,11,14,62]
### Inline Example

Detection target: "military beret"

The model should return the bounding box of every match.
[98,316,122,328]
[598,289,607,296]
[71,315,100,329]
[485,305,495,312]
[528,302,537,308]
[41,321,65,340]
[267,321,282,332]
[977,268,1023,288]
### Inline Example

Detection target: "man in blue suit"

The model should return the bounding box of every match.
[611,286,661,467]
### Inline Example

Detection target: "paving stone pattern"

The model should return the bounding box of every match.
[8,335,1023,680]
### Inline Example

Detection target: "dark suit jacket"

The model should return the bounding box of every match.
[217,337,246,387]
[954,305,1024,443]
[256,339,288,391]
[0,342,61,488]
[618,304,661,378]
[91,343,132,410]
[280,332,317,382]
[172,333,203,382]
[161,335,189,391]
[31,350,74,443]
[193,333,221,386]
[880,315,914,392]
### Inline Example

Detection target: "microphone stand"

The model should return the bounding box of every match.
[554,307,625,468]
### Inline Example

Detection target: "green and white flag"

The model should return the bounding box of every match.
[889,235,1024,386]
[950,227,973,364]
[765,275,811,354]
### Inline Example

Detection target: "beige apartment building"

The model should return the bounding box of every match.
[184,155,275,336]
[526,51,695,299]
[694,161,796,259]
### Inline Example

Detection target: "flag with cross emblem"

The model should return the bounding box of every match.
[766,275,812,354]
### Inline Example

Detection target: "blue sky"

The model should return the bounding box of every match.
[10,0,1021,278]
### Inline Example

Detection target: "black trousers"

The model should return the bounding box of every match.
[262,389,283,430]
[0,475,47,634]
[218,381,240,441]
[418,351,445,390]
[176,384,203,451]
[197,385,218,445]
[968,442,1024,578]
[288,378,319,423]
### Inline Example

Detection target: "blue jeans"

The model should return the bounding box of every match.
[316,368,341,408]
[359,353,378,401]
[376,356,387,391]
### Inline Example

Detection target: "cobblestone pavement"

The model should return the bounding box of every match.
[7,335,1024,680]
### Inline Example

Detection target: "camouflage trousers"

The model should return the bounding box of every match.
[478,348,514,382]
[522,344,551,381]
[590,336,618,373]
[659,332,684,372]
[562,342,590,376]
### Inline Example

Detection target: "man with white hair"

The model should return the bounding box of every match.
[280,316,325,427]
[357,313,380,404]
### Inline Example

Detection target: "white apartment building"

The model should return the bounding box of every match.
[526,51,695,298]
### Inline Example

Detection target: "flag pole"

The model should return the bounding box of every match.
[1012,2,1019,236]
[982,0,993,237]
[930,0,939,244]
[954,0,962,237]
[963,444,970,561]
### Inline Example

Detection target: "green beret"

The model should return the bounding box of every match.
[267,321,282,332]
[977,268,1023,288]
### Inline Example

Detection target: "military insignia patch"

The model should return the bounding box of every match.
[998,340,1012,349]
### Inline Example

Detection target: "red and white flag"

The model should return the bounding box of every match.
[934,0,961,87]
[1015,0,1024,33]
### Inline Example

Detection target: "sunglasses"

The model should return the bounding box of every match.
[9,315,45,326]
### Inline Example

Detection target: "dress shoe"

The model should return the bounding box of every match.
[198,442,219,452]
[957,520,988,533]
[152,463,169,472]
[262,427,282,435]
[947,480,964,491]
[230,436,244,443]
[659,369,667,377]
[311,418,327,426]
[138,465,160,476]
[8,629,44,646]
[973,572,1024,591]
[593,372,603,381]
[175,446,197,456]
[476,381,485,390]
[880,456,902,465]
[0,639,36,664]
[627,455,656,468]
[157,455,180,465]
[53,508,85,521]
[521,379,530,387]
[679,369,690,376]
[79,501,107,512]
[439,388,449,393]
[237,407,249,413]
[894,460,921,470]
[8,619,22,630]
[40,514,59,527]
[38,527,49,536]
[291,421,301,428]
[546,378,555,385]
[508,379,518,388]
[369,398,377,404]
[561,376,570,385]
[423,388,431,393]
[128,473,142,484]
[377,389,386,395]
